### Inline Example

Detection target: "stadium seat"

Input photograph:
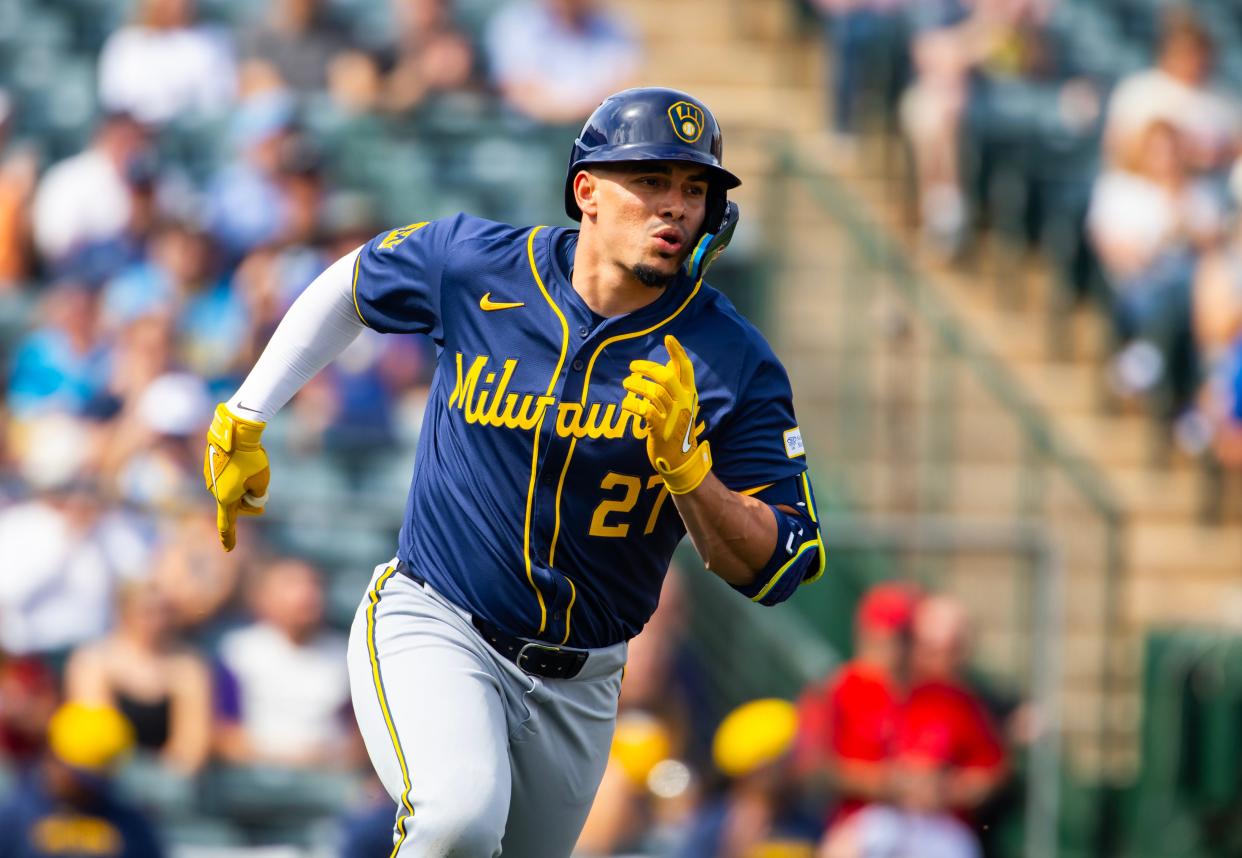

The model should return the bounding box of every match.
[195,0,260,27]
[199,765,361,826]
[326,564,376,627]
[115,753,199,820]
[41,58,97,159]
[163,817,246,849]
[50,0,126,54]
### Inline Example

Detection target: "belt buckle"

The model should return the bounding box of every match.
[516,641,562,676]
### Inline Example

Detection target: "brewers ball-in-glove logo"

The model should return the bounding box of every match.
[668,101,705,144]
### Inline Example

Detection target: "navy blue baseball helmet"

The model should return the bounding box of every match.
[564,87,741,227]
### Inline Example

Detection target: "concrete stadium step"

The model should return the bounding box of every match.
[827,455,1203,523]
[836,471,1197,530]
[625,0,801,44]
[635,42,813,90]
[1127,524,1242,579]
[1127,569,1242,626]
[629,83,824,131]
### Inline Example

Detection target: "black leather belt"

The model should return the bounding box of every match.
[395,560,587,680]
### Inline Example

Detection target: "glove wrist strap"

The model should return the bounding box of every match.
[209,403,266,453]
[656,441,712,495]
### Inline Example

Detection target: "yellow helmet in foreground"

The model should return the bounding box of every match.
[712,698,798,779]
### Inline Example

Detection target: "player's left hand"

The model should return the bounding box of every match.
[621,334,712,495]
[203,403,270,552]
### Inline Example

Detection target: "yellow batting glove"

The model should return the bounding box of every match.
[203,403,270,552]
[621,334,712,495]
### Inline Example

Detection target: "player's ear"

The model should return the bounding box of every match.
[574,170,599,219]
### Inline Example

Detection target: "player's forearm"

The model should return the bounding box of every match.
[670,472,777,585]
[226,247,366,423]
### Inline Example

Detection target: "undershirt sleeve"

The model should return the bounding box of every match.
[226,246,365,423]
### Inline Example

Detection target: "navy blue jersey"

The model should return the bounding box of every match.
[353,214,811,648]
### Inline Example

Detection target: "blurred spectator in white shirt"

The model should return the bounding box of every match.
[485,0,640,125]
[1089,120,1223,285]
[1088,119,1223,399]
[213,558,358,769]
[0,473,153,656]
[98,0,237,126]
[1104,7,1242,176]
[31,114,149,269]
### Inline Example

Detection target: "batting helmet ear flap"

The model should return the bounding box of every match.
[684,201,739,282]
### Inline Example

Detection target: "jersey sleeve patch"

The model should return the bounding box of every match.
[378,222,430,252]
[353,219,445,337]
[783,427,805,458]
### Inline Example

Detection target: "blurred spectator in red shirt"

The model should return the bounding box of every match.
[1104,7,1242,177]
[820,594,1003,858]
[894,595,1007,817]
[0,655,58,770]
[796,582,919,823]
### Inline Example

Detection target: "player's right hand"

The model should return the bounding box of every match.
[621,335,712,495]
[203,403,270,552]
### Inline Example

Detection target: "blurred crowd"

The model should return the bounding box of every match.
[0,0,649,852]
[809,0,1242,471]
[0,551,1024,857]
[573,580,1023,858]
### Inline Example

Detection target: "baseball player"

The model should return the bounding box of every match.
[203,87,824,856]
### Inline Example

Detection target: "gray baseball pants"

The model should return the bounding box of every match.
[347,560,626,857]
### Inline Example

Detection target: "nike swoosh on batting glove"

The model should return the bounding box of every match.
[620,334,712,495]
[203,403,271,552]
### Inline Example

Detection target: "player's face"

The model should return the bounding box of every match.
[587,162,711,287]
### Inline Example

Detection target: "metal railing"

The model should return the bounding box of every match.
[762,139,1129,848]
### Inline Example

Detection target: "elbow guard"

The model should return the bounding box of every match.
[733,505,823,607]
